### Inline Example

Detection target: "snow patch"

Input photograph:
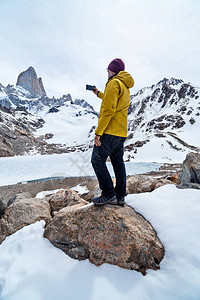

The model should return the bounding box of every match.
[35,188,64,199]
[70,184,89,194]
[0,185,200,299]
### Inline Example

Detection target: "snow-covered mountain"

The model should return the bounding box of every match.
[0,67,98,156]
[0,67,200,161]
[0,80,72,114]
[125,78,200,162]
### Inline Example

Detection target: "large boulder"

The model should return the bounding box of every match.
[178,152,200,189]
[0,198,52,244]
[44,203,164,275]
[126,174,173,194]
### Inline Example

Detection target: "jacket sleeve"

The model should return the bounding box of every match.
[95,80,120,136]
[97,91,104,99]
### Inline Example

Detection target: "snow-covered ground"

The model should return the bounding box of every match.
[0,152,163,186]
[0,185,200,300]
[36,103,98,145]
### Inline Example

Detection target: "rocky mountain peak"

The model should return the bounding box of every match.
[156,77,184,87]
[16,66,46,98]
[126,77,200,161]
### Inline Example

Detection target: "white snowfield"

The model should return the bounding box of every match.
[36,103,98,145]
[0,185,200,300]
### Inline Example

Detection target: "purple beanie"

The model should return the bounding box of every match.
[108,58,125,73]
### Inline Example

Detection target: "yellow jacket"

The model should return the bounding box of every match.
[95,71,134,137]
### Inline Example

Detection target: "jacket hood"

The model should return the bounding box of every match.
[114,71,134,88]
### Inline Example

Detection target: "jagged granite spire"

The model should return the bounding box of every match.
[16,66,46,98]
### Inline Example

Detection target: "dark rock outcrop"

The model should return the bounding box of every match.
[0,134,14,157]
[16,66,46,98]
[0,105,45,157]
[178,152,200,189]
[0,197,6,218]
[48,107,59,113]
[7,192,32,207]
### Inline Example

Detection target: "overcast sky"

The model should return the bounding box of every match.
[0,0,200,108]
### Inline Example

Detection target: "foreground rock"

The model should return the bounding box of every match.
[47,189,88,216]
[126,174,173,194]
[0,197,51,244]
[178,152,200,189]
[0,188,87,244]
[44,203,164,275]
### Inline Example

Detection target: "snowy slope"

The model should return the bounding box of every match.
[36,102,98,145]
[0,185,200,300]
[125,78,200,162]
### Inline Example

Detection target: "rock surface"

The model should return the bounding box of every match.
[126,174,173,194]
[0,197,6,218]
[47,189,88,216]
[0,197,52,244]
[0,135,14,157]
[0,104,45,157]
[16,66,46,97]
[7,192,32,207]
[178,152,200,189]
[44,203,164,275]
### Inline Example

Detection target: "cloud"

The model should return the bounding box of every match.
[0,0,200,106]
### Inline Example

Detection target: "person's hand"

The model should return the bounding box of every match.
[94,135,101,146]
[93,86,99,95]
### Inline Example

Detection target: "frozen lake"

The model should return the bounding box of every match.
[0,152,162,186]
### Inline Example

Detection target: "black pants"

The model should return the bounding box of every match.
[91,134,126,198]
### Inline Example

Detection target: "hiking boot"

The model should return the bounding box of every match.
[117,196,125,206]
[92,195,117,206]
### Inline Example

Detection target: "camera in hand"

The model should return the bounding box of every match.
[86,84,95,91]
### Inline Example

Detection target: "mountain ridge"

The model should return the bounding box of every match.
[0,68,199,161]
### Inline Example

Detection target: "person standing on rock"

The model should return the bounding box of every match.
[91,58,134,206]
